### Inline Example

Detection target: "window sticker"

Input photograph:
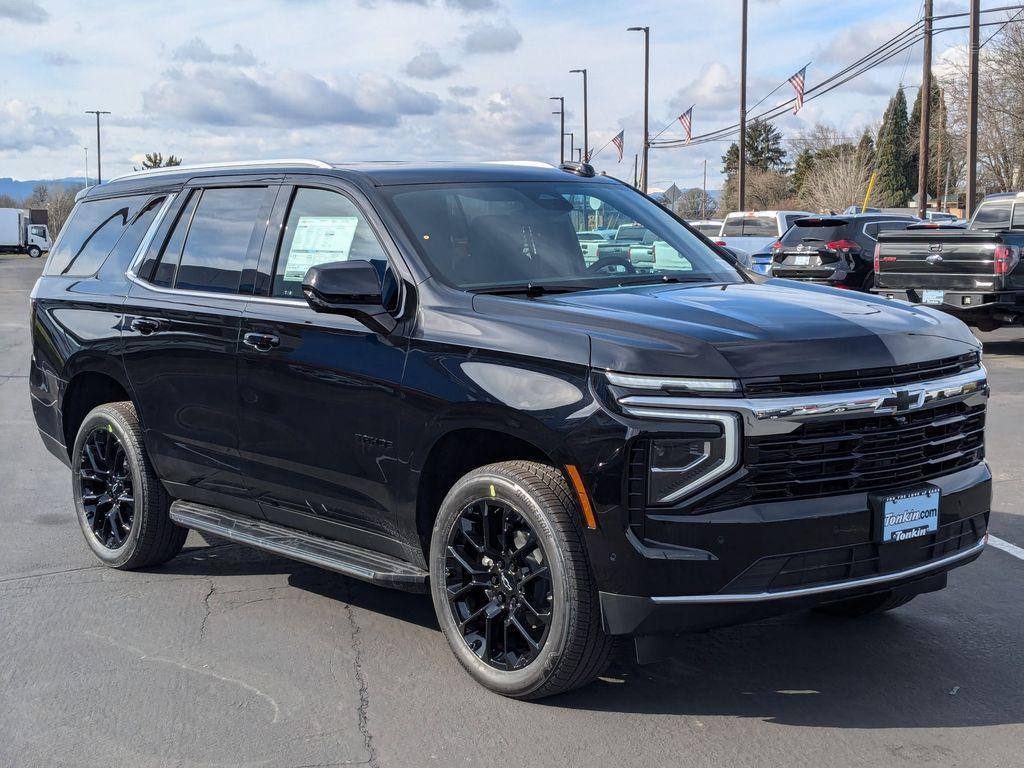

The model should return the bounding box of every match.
[283,215,359,281]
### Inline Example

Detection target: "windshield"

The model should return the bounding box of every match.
[383,181,741,291]
[720,215,778,237]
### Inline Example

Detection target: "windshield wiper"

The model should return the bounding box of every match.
[471,283,593,296]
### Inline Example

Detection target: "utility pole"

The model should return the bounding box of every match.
[966,0,980,218]
[84,110,111,184]
[83,147,90,186]
[628,26,651,193]
[936,88,944,211]
[569,69,589,161]
[550,96,565,164]
[702,158,708,220]
[738,0,748,211]
[917,0,933,219]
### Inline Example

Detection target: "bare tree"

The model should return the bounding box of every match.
[800,149,873,213]
[674,188,719,219]
[47,185,85,238]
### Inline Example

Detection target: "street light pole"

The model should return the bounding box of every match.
[966,0,980,218]
[738,0,748,211]
[628,26,650,193]
[550,96,565,164]
[569,69,588,161]
[83,147,90,186]
[917,0,933,219]
[84,110,111,183]
[566,132,575,162]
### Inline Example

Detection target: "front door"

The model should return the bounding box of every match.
[122,181,277,515]
[237,183,409,556]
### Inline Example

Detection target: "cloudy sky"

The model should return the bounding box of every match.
[0,0,974,190]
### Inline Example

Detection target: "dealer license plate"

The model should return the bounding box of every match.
[881,488,940,543]
[921,289,945,305]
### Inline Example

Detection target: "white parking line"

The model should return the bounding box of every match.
[989,535,1024,561]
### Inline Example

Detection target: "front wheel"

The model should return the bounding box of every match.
[429,461,616,699]
[72,402,187,569]
[28,246,42,258]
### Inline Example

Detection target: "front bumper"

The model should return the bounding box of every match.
[572,366,991,638]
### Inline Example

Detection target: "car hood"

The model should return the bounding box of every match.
[505,279,981,378]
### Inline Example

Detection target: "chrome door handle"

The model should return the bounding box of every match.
[243,332,280,352]
[129,317,161,335]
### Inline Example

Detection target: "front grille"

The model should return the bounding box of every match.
[741,352,979,397]
[723,513,987,594]
[702,399,985,511]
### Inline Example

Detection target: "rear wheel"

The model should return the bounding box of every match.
[429,461,616,699]
[72,402,187,569]
[815,591,915,618]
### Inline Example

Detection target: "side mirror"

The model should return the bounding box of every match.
[302,260,399,334]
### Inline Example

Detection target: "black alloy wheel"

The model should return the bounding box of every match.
[78,425,135,549]
[444,498,554,670]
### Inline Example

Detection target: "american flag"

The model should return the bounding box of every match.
[611,130,624,163]
[678,106,693,144]
[788,66,807,114]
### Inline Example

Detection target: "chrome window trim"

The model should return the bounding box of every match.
[614,367,987,436]
[650,537,985,604]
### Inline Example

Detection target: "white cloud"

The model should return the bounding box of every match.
[172,37,259,66]
[404,50,459,80]
[0,100,75,151]
[0,0,48,24]
[145,64,441,128]
[461,19,522,54]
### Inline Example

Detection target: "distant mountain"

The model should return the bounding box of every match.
[0,177,87,200]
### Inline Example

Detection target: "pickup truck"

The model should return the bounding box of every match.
[715,210,813,274]
[874,192,1024,330]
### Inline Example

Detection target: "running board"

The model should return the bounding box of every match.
[169,501,429,592]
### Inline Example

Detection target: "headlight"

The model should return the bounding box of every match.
[646,413,740,504]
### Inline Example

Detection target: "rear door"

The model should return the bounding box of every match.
[122,178,278,515]
[773,217,851,279]
[236,178,410,557]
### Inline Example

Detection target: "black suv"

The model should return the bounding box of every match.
[30,160,990,699]
[771,213,918,289]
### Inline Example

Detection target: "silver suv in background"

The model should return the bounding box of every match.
[715,210,814,274]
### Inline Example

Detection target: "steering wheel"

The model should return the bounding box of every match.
[587,255,636,274]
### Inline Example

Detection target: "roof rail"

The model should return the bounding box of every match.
[107,158,332,183]
[482,160,556,169]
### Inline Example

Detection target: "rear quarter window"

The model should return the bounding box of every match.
[972,202,1012,230]
[44,194,152,276]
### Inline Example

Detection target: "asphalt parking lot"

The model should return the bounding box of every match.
[2,253,1022,768]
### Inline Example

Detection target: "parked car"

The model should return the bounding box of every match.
[874,192,1024,330]
[576,230,607,265]
[0,207,51,258]
[771,213,919,289]
[716,209,814,256]
[31,159,990,700]
[687,219,723,237]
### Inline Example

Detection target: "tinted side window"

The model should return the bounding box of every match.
[272,187,389,299]
[44,195,151,276]
[972,202,1011,230]
[174,187,266,294]
[98,196,165,279]
[149,191,200,288]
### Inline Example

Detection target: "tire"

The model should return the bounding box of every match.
[861,272,875,292]
[71,401,187,569]
[429,461,617,700]
[28,246,42,259]
[814,591,916,618]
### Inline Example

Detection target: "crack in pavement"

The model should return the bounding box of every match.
[342,587,378,768]
[199,579,216,642]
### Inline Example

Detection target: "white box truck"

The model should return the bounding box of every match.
[0,208,51,258]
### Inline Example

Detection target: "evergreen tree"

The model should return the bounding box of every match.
[875,89,912,207]
[746,121,787,172]
[856,129,875,167]
[792,149,816,196]
[907,83,944,198]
